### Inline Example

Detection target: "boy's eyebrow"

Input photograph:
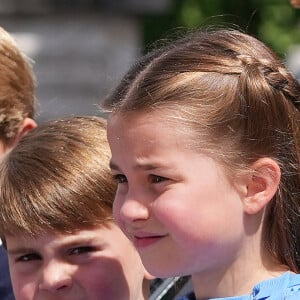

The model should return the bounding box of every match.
[7,247,36,255]
[7,237,98,255]
[56,237,96,248]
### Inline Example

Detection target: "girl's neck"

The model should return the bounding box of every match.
[191,259,289,299]
[191,211,290,299]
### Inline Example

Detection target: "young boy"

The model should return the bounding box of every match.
[0,27,37,300]
[0,116,151,300]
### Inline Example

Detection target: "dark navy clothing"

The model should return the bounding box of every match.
[0,245,14,300]
[178,292,196,300]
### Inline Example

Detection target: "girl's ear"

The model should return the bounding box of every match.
[243,158,281,215]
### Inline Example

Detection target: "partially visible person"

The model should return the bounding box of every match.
[0,27,37,300]
[291,0,300,8]
[0,116,151,300]
[105,27,300,299]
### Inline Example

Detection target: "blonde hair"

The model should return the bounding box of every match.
[0,27,36,143]
[0,116,116,239]
[104,28,300,271]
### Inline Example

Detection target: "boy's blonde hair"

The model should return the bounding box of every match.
[0,116,116,239]
[0,27,36,143]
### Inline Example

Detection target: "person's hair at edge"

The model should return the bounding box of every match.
[0,27,36,144]
[0,116,116,243]
[103,27,300,271]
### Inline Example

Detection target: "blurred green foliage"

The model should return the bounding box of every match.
[142,0,300,57]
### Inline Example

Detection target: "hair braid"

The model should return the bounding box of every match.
[237,54,300,110]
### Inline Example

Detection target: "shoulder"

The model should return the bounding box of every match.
[284,272,300,299]
[252,272,300,299]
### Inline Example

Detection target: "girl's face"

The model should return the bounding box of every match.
[107,111,247,279]
[6,223,148,300]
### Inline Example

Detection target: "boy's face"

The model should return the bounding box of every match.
[6,223,147,300]
[0,139,8,157]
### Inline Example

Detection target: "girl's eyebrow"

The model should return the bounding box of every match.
[109,160,120,171]
[110,159,165,172]
[135,162,162,171]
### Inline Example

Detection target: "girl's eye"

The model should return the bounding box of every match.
[69,246,95,255]
[150,175,168,183]
[112,174,127,184]
[16,253,41,262]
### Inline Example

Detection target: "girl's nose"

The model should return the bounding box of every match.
[114,190,150,224]
[38,261,73,293]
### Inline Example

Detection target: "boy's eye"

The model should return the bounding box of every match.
[16,253,41,262]
[150,175,168,183]
[112,174,127,184]
[69,246,95,255]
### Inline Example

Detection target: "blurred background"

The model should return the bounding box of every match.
[0,0,299,123]
[1,1,299,299]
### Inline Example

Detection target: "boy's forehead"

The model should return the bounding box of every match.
[5,224,114,247]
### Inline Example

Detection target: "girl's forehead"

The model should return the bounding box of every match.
[108,111,178,141]
[108,107,178,127]
[108,114,199,165]
[107,109,200,154]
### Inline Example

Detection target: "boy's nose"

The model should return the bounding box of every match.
[38,261,73,293]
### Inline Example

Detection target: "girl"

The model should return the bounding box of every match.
[105,28,300,299]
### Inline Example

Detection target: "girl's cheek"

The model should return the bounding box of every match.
[112,199,122,224]
[153,194,183,220]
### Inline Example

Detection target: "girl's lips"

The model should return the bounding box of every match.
[133,234,167,248]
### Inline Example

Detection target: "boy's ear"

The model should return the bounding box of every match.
[12,117,37,147]
[242,158,281,215]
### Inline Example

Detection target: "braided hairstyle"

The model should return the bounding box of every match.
[105,28,300,272]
